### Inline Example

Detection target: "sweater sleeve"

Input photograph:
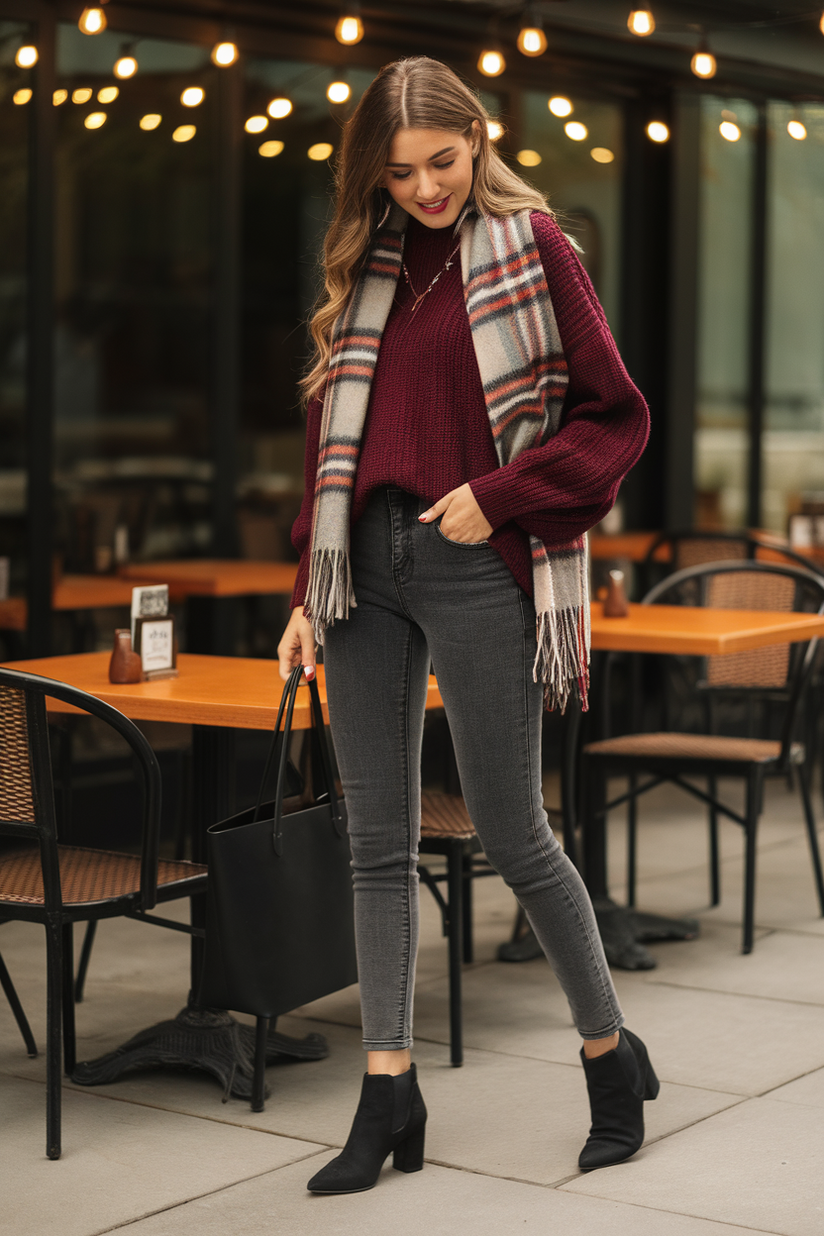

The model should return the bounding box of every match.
[469,212,649,548]
[289,393,323,609]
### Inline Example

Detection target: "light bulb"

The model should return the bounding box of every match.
[53,89,68,105]
[487,120,504,141]
[517,26,547,57]
[565,121,588,141]
[15,45,38,68]
[181,87,205,107]
[478,50,505,77]
[259,140,284,158]
[211,41,238,66]
[788,119,807,140]
[85,112,107,130]
[172,125,197,143]
[308,142,334,161]
[268,97,292,119]
[719,121,741,142]
[335,14,364,45]
[691,49,716,79]
[98,86,118,104]
[72,88,93,104]
[591,147,616,163]
[628,7,655,36]
[13,88,32,105]
[114,55,138,79]
[820,11,824,35]
[548,96,573,118]
[139,114,161,130]
[78,7,107,35]
[327,81,351,104]
[517,149,542,166]
[646,121,669,143]
[245,115,268,134]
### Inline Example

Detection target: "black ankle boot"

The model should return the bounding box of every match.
[578,1028,659,1172]
[307,1064,427,1194]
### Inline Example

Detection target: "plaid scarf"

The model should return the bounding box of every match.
[306,202,590,711]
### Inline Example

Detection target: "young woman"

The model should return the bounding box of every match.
[278,56,655,1194]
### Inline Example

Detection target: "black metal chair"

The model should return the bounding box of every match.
[0,667,207,1160]
[418,791,498,1066]
[581,561,824,954]
[0,930,37,1057]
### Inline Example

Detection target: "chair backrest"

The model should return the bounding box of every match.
[642,560,824,759]
[0,668,162,912]
[644,529,753,572]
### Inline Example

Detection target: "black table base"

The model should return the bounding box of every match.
[71,1003,329,1102]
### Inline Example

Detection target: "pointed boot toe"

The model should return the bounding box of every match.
[578,1029,659,1172]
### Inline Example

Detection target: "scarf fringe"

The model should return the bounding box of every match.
[305,548,355,643]
[533,607,590,714]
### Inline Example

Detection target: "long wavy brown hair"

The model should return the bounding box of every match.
[301,56,553,404]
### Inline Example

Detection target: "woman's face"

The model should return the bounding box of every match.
[381,125,478,229]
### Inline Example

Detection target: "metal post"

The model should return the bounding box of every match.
[26,5,56,656]
[211,60,242,558]
[746,103,769,530]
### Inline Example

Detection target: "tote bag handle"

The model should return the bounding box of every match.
[253,666,343,855]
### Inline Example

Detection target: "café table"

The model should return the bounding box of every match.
[0,575,144,633]
[0,651,443,1098]
[568,600,824,969]
[588,529,793,565]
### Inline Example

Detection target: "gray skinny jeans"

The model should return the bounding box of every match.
[323,488,624,1051]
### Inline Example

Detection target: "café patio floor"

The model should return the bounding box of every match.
[3,774,824,1236]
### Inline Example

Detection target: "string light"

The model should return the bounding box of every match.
[259,140,284,157]
[517,149,542,166]
[327,80,351,104]
[487,120,504,141]
[719,120,741,141]
[13,88,32,105]
[15,45,38,68]
[335,4,364,45]
[84,112,107,129]
[114,55,138,79]
[517,6,547,57]
[628,5,655,36]
[478,49,506,77]
[140,114,161,130]
[245,115,269,133]
[78,7,107,35]
[173,125,197,143]
[268,97,292,119]
[788,119,807,140]
[98,86,119,104]
[646,120,669,142]
[591,147,616,162]
[691,40,717,79]
[181,87,205,107]
[820,11,824,35]
[308,142,334,160]
[548,96,573,118]
[211,41,238,66]
[72,88,93,104]
[565,121,588,141]
[53,89,68,105]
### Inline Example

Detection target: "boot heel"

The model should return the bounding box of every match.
[644,1065,660,1101]
[393,1126,425,1173]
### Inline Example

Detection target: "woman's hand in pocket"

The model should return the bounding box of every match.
[419,483,492,543]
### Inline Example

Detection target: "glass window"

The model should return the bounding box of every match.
[694,96,757,529]
[764,101,824,534]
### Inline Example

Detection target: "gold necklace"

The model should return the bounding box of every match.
[402,239,462,315]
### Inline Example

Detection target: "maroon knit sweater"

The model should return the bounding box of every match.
[291,211,649,606]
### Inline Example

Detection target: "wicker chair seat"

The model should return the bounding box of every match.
[0,845,206,907]
[420,791,477,840]
[584,732,781,764]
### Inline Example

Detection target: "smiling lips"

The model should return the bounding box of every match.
[417,194,451,215]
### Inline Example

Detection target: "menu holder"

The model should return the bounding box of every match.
[133,615,178,680]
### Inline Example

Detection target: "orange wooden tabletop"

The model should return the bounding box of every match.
[1,575,153,630]
[590,601,824,655]
[1,653,444,731]
[589,532,662,562]
[118,559,298,598]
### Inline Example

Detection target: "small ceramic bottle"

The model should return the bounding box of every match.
[603,568,630,618]
[109,629,143,683]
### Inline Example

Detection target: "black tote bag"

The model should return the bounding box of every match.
[198,665,357,1020]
